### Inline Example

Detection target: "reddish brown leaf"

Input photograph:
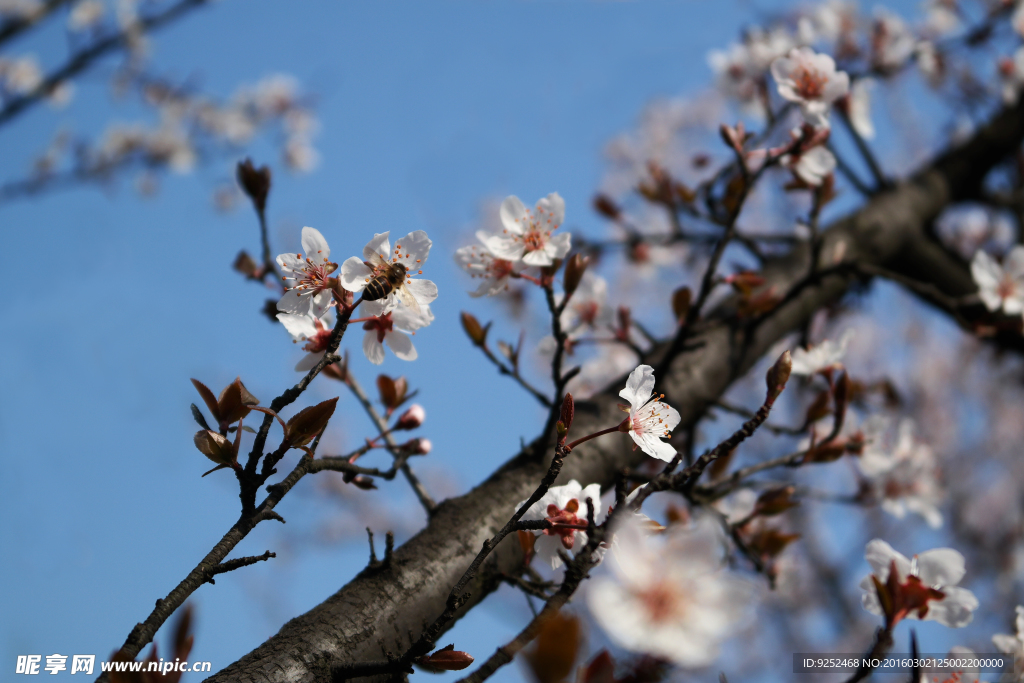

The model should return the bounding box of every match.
[284,397,339,448]
[524,612,582,683]
[190,379,221,423]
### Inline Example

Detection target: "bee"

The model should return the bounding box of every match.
[363,260,422,312]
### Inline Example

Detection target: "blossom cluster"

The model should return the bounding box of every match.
[24,73,318,203]
[275,227,438,367]
[454,192,571,296]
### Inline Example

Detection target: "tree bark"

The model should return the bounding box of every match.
[205,99,1024,683]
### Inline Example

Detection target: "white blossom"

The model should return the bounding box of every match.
[1001,48,1024,105]
[0,55,42,95]
[561,273,613,334]
[277,310,334,372]
[860,539,978,628]
[858,418,943,528]
[872,9,917,72]
[68,0,105,31]
[277,227,337,318]
[340,231,438,313]
[358,299,433,365]
[971,247,1024,316]
[480,193,570,267]
[518,480,604,569]
[770,47,850,128]
[454,240,523,297]
[782,145,836,186]
[588,514,754,668]
[619,365,681,461]
[992,606,1024,679]
[284,137,319,172]
[790,328,853,376]
[1014,3,1024,40]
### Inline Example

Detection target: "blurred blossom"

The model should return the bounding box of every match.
[858,417,943,528]
[68,0,106,32]
[0,0,40,19]
[872,9,917,72]
[770,47,849,128]
[1014,3,1024,40]
[1000,48,1024,104]
[922,0,959,37]
[0,55,42,95]
[860,539,978,627]
[781,144,836,186]
[936,205,1013,259]
[561,273,612,335]
[971,246,1024,316]
[479,193,570,267]
[915,41,943,86]
[992,606,1024,676]
[810,0,860,46]
[517,480,604,569]
[569,344,638,399]
[453,240,522,297]
[587,514,754,668]
[790,328,852,375]
[284,137,319,172]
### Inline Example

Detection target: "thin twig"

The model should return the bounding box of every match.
[204,550,276,585]
[342,371,437,515]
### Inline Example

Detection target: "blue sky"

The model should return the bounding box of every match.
[0,1,951,682]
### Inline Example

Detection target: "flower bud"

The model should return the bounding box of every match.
[460,311,488,347]
[376,375,409,412]
[236,158,271,213]
[350,476,378,490]
[671,286,692,323]
[559,393,574,434]
[394,404,425,431]
[765,350,792,403]
[233,250,259,278]
[402,437,432,455]
[592,193,621,219]
[754,485,799,517]
[563,254,590,301]
[416,645,474,673]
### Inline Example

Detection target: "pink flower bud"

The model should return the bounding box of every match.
[402,437,432,455]
[394,404,426,430]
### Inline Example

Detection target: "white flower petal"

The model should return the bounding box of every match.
[362,331,385,365]
[385,331,417,361]
[499,195,528,235]
[294,351,324,372]
[915,548,966,587]
[276,312,316,339]
[340,257,373,292]
[619,364,655,409]
[394,230,432,267]
[536,192,565,228]
[276,288,307,314]
[404,278,438,305]
[300,226,330,262]
[362,232,391,262]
